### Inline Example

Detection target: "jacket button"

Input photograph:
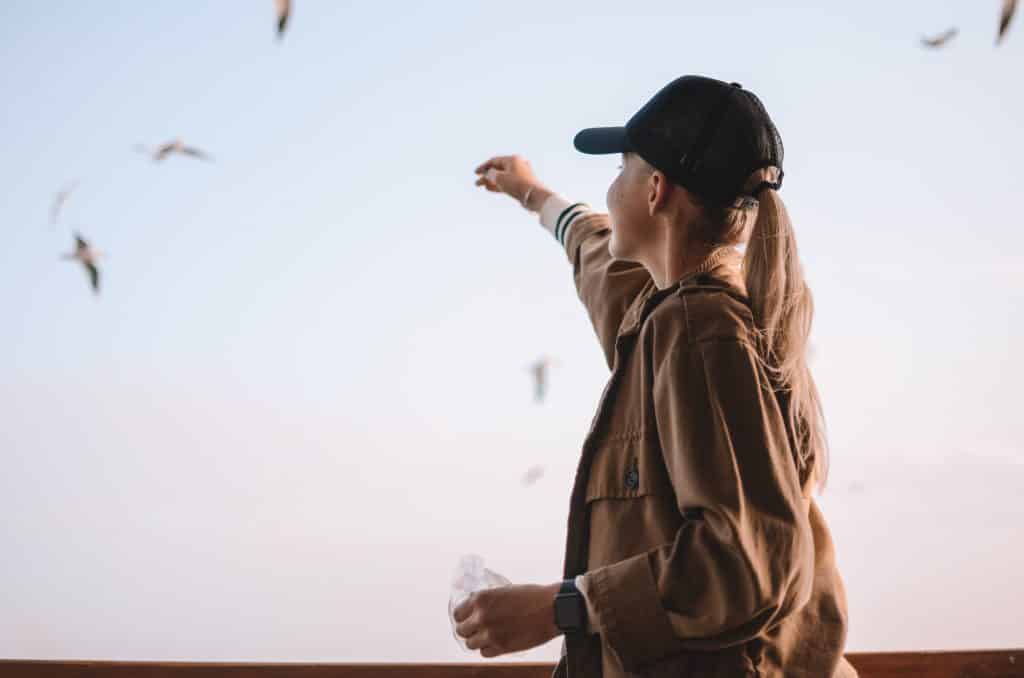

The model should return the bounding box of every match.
[624,458,639,490]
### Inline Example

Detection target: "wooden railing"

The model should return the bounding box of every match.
[1,651,1022,678]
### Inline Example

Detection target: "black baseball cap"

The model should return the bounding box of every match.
[573,75,784,205]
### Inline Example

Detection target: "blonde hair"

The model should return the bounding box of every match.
[693,167,830,496]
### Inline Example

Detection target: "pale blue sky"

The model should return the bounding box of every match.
[1,0,1022,662]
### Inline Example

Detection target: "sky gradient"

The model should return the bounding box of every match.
[2,0,1022,661]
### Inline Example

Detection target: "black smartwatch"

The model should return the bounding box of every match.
[553,578,588,634]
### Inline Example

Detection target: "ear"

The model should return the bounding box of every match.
[647,170,672,216]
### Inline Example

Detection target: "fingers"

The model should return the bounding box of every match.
[465,629,492,652]
[473,154,534,199]
[474,156,513,175]
[452,593,505,658]
[473,176,500,192]
[452,594,474,623]
[455,614,481,640]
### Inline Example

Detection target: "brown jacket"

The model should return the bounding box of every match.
[551,213,857,678]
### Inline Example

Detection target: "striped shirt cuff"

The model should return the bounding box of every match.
[539,193,592,246]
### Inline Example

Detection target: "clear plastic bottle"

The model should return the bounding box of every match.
[448,553,512,652]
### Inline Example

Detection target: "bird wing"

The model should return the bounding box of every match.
[1000,0,1017,43]
[85,261,100,293]
[180,146,212,161]
[50,181,78,224]
[921,27,957,47]
[276,0,290,36]
[522,469,543,486]
[155,142,175,161]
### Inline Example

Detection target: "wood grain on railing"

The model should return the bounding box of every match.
[1,650,1021,678]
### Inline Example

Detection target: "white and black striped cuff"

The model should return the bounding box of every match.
[539,194,592,246]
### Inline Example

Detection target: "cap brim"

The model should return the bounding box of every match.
[573,126,632,155]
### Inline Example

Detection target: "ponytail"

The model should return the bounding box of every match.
[742,186,829,496]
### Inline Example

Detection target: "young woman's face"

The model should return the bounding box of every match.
[606,152,654,260]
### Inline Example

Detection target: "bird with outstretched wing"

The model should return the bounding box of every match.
[999,0,1017,43]
[62,231,101,295]
[921,27,958,48]
[135,139,212,162]
[276,0,291,38]
[50,180,79,226]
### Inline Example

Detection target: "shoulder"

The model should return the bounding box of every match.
[645,281,755,349]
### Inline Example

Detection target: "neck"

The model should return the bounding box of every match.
[645,223,721,289]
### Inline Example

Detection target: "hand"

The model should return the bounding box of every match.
[474,155,552,212]
[452,581,562,658]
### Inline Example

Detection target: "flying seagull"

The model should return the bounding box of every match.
[526,356,558,403]
[921,27,958,48]
[276,0,291,38]
[135,139,212,162]
[521,465,545,487]
[62,231,100,294]
[50,180,79,226]
[999,0,1017,43]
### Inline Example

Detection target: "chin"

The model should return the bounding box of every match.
[608,234,628,261]
[607,238,620,260]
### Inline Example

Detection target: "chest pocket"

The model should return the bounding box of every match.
[583,434,685,569]
[584,433,675,502]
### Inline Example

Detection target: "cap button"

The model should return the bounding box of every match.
[730,82,743,88]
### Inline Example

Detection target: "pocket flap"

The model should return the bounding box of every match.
[585,433,674,501]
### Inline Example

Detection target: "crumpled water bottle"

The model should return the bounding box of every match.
[448,553,512,652]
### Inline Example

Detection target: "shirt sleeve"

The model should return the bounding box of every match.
[581,315,816,671]
[537,193,651,370]
[575,573,600,635]
[538,193,591,245]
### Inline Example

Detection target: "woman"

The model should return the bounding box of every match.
[453,75,858,678]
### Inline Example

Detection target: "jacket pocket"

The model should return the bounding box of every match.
[584,433,682,569]
[585,432,674,502]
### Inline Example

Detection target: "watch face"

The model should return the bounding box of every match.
[555,594,584,629]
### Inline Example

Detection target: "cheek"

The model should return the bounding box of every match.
[606,179,629,253]
[606,176,620,213]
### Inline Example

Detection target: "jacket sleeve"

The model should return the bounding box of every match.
[560,211,651,369]
[581,316,815,671]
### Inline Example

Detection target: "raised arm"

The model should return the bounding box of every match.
[475,155,651,368]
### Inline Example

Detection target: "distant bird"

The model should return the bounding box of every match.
[526,356,558,403]
[921,27,958,48]
[62,231,100,294]
[999,0,1017,43]
[521,465,545,487]
[50,180,79,226]
[135,139,212,162]
[275,0,291,38]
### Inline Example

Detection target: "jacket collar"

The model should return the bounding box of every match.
[617,248,747,337]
